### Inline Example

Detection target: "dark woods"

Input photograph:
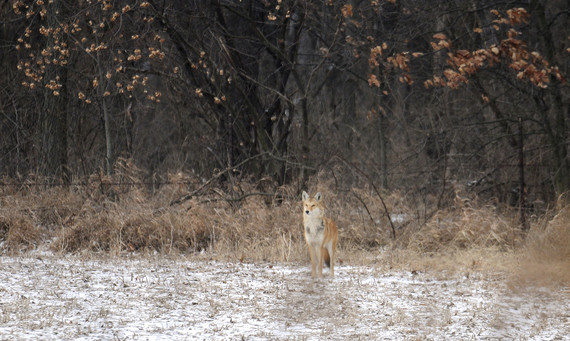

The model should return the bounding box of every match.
[1,1,568,211]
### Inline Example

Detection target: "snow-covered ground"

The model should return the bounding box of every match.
[0,255,568,340]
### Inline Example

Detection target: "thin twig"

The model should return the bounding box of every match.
[169,152,269,206]
[197,192,296,204]
[351,190,375,223]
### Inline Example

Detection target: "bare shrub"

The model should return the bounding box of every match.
[397,195,519,253]
[34,187,84,227]
[54,212,116,252]
[0,178,78,251]
[50,194,214,255]
[0,214,42,251]
[185,191,306,262]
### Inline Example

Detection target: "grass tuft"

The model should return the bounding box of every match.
[0,213,42,251]
[515,204,570,285]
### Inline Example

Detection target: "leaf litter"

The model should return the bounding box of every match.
[0,254,567,340]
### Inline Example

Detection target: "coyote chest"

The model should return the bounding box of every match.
[304,217,326,245]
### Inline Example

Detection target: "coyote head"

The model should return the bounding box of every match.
[302,191,324,218]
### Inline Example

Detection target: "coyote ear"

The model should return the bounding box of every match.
[302,191,309,201]
[315,192,322,201]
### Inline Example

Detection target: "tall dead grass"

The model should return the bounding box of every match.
[0,169,567,285]
[515,203,570,285]
[399,196,521,252]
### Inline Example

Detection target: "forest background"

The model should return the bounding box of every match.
[0,0,568,282]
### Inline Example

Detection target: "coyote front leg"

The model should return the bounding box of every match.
[308,245,317,277]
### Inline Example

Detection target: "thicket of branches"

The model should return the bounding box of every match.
[1,0,568,214]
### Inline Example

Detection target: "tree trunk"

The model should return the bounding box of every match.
[530,0,570,196]
[300,96,310,186]
[41,74,69,183]
[96,50,113,176]
[518,119,529,231]
[40,1,69,184]
[379,111,388,189]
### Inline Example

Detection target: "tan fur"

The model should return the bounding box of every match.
[302,191,339,278]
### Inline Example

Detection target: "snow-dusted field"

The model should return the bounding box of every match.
[0,255,568,340]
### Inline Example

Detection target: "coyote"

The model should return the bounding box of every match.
[302,191,339,278]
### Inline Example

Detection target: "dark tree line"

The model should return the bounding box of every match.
[1,0,568,209]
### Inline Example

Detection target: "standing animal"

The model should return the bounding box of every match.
[302,191,339,278]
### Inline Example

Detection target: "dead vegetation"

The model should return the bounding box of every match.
[0,169,568,286]
[515,203,570,285]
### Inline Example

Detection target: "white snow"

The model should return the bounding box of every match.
[0,255,568,340]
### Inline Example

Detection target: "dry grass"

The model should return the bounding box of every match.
[1,170,568,286]
[0,213,42,251]
[514,203,570,286]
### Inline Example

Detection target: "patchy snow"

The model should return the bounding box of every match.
[0,255,568,340]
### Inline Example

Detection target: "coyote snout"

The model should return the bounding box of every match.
[302,191,339,278]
